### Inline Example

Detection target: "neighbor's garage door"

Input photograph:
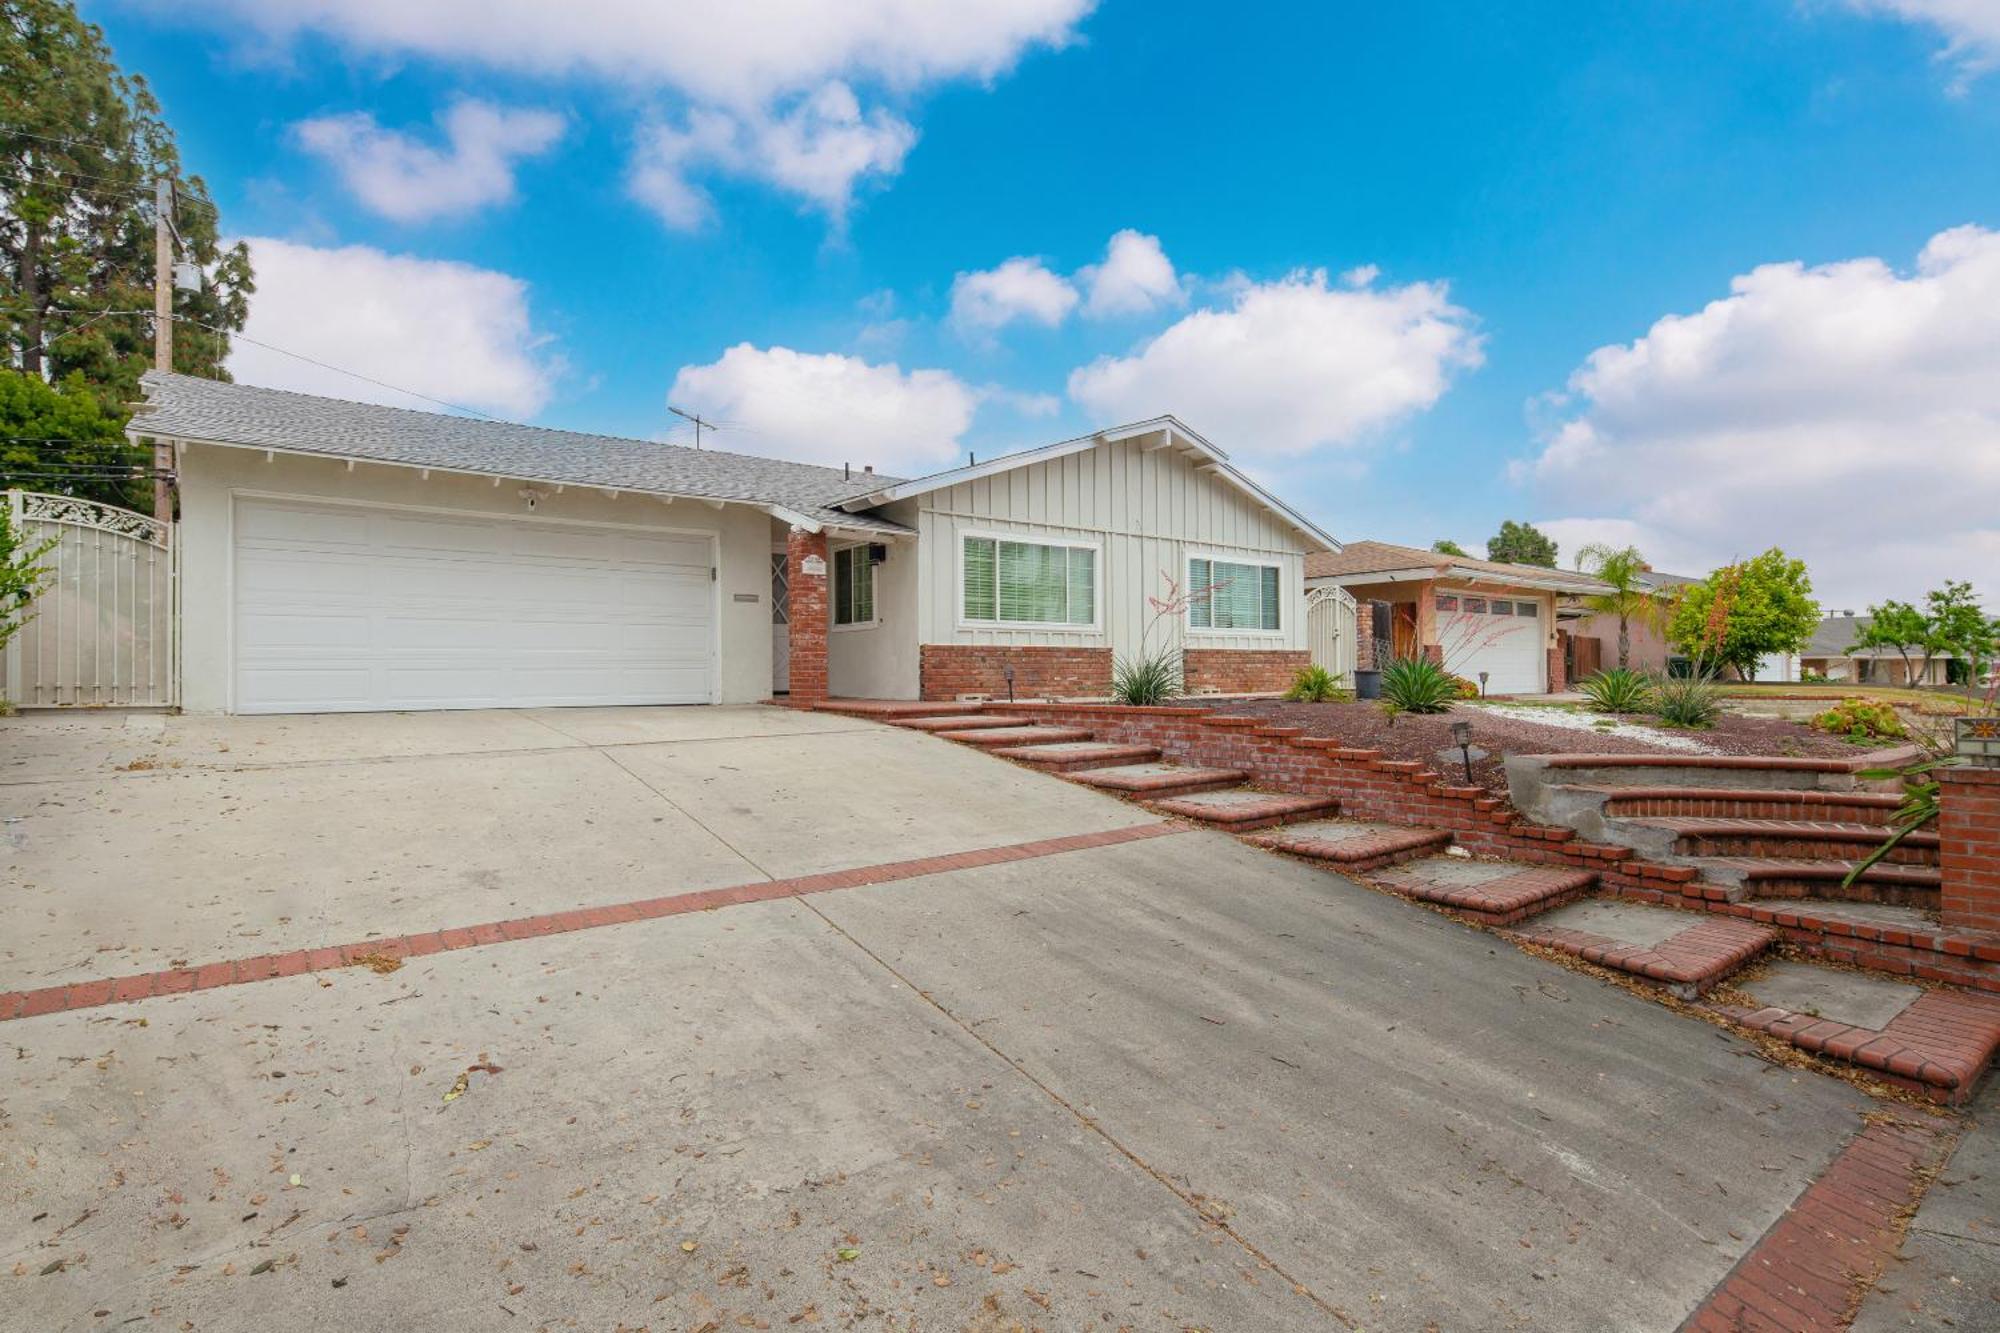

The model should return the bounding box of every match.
[232,498,716,714]
[1438,592,1543,695]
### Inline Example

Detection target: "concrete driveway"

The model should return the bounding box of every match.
[0,707,1893,1329]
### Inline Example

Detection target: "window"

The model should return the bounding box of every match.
[1189,557,1282,632]
[1513,601,1538,618]
[833,545,875,627]
[1463,597,1488,615]
[1436,594,1460,613]
[961,535,1096,627]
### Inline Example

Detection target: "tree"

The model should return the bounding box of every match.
[1853,600,1927,684]
[1486,520,1557,568]
[1574,543,1664,670]
[0,495,55,670]
[1668,548,1820,681]
[1922,581,1989,687]
[1,0,253,409]
[1431,538,1468,557]
[0,366,147,507]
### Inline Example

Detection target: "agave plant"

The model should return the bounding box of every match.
[1283,664,1349,703]
[1579,667,1654,714]
[1111,646,1182,705]
[1379,657,1459,715]
[1653,673,1722,728]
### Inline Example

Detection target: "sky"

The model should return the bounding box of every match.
[84,0,2000,608]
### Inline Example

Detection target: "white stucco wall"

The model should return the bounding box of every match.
[176,443,775,713]
[825,532,921,699]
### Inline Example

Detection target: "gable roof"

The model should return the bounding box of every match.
[830,416,1339,553]
[1803,614,1957,661]
[131,371,910,535]
[1306,539,1612,595]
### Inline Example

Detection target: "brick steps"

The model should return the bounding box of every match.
[1070,762,1250,799]
[1629,816,1938,866]
[1529,749,1917,793]
[991,741,1163,772]
[1145,788,1340,832]
[1368,858,1598,926]
[1588,785,1904,827]
[1245,819,1453,872]
[1698,858,1942,910]
[1517,913,1777,999]
[1714,990,2000,1104]
[818,698,982,719]
[891,712,1020,732]
[939,724,1096,748]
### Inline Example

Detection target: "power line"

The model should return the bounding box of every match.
[172,315,503,421]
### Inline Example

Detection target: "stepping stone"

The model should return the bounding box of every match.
[1069,763,1247,799]
[991,741,1162,772]
[894,713,1023,732]
[1715,962,2000,1103]
[940,725,1095,748]
[1147,788,1339,831]
[1517,900,1776,998]
[1245,819,1451,871]
[1371,856,1596,926]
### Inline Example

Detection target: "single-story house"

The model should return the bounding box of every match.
[1800,614,1955,686]
[134,371,1337,715]
[1305,541,1611,695]
[1556,565,1698,678]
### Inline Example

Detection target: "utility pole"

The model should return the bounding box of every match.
[151,177,174,520]
[667,405,715,449]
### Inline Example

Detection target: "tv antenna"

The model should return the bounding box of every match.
[668,406,717,449]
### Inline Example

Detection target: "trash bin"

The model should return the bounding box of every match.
[1354,669,1381,700]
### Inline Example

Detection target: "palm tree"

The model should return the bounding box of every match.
[1575,543,1665,670]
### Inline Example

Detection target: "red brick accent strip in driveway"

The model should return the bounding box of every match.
[0,822,1183,1024]
[1683,1110,1959,1332]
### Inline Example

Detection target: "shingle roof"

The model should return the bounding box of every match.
[1802,614,1956,660]
[133,371,911,535]
[1305,540,1611,593]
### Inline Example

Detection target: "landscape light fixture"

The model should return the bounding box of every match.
[1450,719,1475,785]
[1002,661,1015,705]
[1477,671,1489,697]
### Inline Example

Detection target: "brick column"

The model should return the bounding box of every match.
[786,527,829,705]
[1938,767,2000,934]
[1546,644,1567,694]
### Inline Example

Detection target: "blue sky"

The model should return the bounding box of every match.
[90,1,2000,604]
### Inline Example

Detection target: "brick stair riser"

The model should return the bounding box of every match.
[1675,833,1939,866]
[1172,808,1330,833]
[958,702,2000,994]
[1743,878,1941,911]
[1457,886,1590,928]
[1602,796,1901,827]
[1009,748,1163,773]
[948,727,1095,748]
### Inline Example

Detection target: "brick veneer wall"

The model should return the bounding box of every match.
[1940,767,2000,934]
[919,645,1112,700]
[1183,648,1311,694]
[1355,601,1382,671]
[964,701,2000,1003]
[785,528,829,705]
[1546,644,1567,694]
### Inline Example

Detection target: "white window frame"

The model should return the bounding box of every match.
[831,542,880,631]
[955,529,1103,633]
[1185,549,1287,638]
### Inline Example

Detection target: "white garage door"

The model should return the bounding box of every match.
[1438,593,1543,695]
[232,498,717,714]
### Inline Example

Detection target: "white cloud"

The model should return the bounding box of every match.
[629,83,915,228]
[1078,230,1181,318]
[228,238,559,418]
[164,0,1091,222]
[1067,267,1482,457]
[1523,224,2000,605]
[1847,1,2000,84]
[294,98,565,223]
[949,256,1079,333]
[667,344,975,475]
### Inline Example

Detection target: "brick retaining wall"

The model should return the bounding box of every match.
[1182,648,1311,695]
[920,645,1113,700]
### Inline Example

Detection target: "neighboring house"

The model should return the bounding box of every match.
[1800,614,1954,686]
[136,372,1335,715]
[1305,541,1610,695]
[1558,566,1696,677]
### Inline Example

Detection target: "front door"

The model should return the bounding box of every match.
[771,549,791,693]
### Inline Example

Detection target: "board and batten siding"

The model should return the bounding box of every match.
[912,438,1311,655]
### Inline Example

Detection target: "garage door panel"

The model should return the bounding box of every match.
[233,499,718,713]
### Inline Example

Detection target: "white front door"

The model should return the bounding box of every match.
[231,497,717,713]
[1440,593,1544,694]
[771,548,791,693]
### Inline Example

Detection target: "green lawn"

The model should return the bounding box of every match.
[1718,683,1987,716]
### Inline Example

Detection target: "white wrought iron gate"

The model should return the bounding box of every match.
[1307,584,1357,683]
[4,490,176,708]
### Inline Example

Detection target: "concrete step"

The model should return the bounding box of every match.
[1511,750,1916,797]
[991,741,1163,772]
[893,713,1023,732]
[1712,959,2000,1104]
[1587,785,1904,827]
[1069,763,1250,799]
[1625,817,1937,866]
[1368,857,1597,926]
[1245,819,1452,872]
[1515,900,1777,999]
[1146,788,1339,832]
[819,699,985,719]
[1693,858,1941,910]
[939,725,1096,748]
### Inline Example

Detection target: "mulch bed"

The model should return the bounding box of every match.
[1161,699,1866,796]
